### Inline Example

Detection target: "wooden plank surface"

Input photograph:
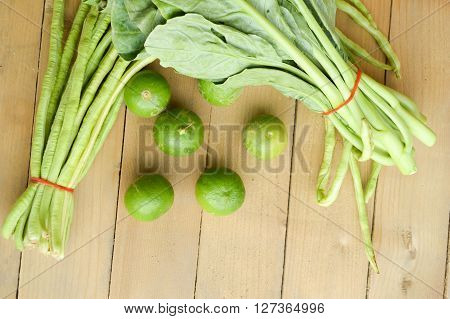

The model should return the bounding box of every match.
[17,0,126,298]
[0,0,448,299]
[282,0,393,298]
[194,88,295,298]
[109,67,210,298]
[0,0,45,299]
[367,0,450,299]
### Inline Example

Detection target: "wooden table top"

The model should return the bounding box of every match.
[0,0,449,298]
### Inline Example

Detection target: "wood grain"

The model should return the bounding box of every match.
[18,0,125,298]
[109,66,210,298]
[445,225,450,299]
[194,88,295,298]
[0,0,45,299]
[367,0,450,299]
[0,0,448,299]
[282,0,393,298]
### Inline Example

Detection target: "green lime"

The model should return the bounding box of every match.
[124,174,174,221]
[195,168,245,216]
[124,70,171,118]
[198,79,242,107]
[153,107,204,156]
[243,114,287,160]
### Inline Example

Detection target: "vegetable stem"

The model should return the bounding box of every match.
[336,0,401,77]
[335,28,393,71]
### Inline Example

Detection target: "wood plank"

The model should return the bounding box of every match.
[109,66,209,298]
[445,225,450,299]
[194,90,295,299]
[367,0,450,299]
[18,0,125,298]
[194,92,295,297]
[282,0,392,298]
[0,0,45,299]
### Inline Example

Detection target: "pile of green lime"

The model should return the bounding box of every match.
[123,70,286,221]
[125,167,246,221]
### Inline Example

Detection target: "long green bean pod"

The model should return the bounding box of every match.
[84,30,113,85]
[14,211,29,250]
[41,9,111,181]
[30,0,65,178]
[45,3,91,139]
[40,8,110,183]
[49,188,74,258]
[38,7,99,238]
[57,58,131,187]
[75,46,119,133]
[1,184,38,239]
[78,95,124,181]
[51,95,123,258]
[26,185,45,242]
[69,57,156,187]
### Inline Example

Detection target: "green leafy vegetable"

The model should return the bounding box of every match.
[147,14,290,80]
[2,0,437,273]
[111,0,163,60]
[198,79,243,107]
[198,68,329,112]
[142,0,435,271]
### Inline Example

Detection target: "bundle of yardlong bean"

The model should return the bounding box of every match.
[1,0,154,258]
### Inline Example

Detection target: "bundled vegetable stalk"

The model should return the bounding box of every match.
[1,0,436,271]
[117,0,434,271]
[1,0,156,258]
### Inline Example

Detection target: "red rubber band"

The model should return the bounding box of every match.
[31,177,75,193]
[323,69,363,116]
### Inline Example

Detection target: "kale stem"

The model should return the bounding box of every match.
[336,0,401,78]
[335,28,393,71]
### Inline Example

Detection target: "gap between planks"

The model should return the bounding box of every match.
[364,0,394,299]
